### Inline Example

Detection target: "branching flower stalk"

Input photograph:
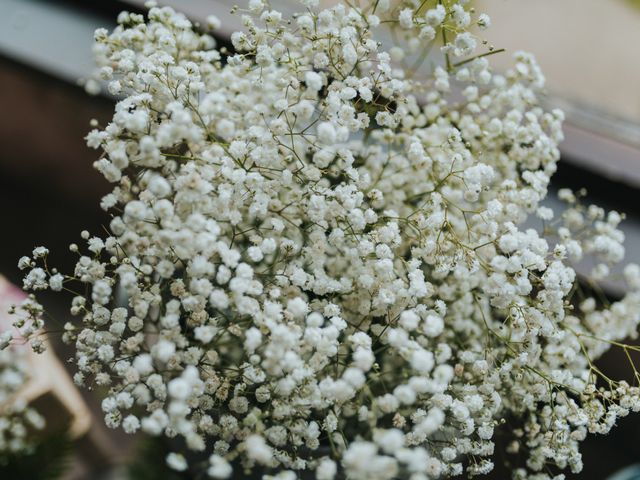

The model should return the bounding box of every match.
[3,0,640,478]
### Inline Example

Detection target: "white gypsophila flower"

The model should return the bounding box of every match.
[0,338,46,459]
[166,452,188,471]
[14,1,640,479]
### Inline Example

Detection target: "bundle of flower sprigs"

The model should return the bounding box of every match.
[4,0,640,478]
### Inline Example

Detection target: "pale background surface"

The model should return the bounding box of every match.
[479,0,640,133]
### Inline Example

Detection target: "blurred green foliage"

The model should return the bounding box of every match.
[0,431,72,480]
[127,437,191,480]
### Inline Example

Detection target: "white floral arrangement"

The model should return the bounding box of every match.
[0,346,46,462]
[0,282,45,461]
[4,0,640,478]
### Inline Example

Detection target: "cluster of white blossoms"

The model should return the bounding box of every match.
[5,0,640,478]
[0,277,46,461]
[0,304,46,461]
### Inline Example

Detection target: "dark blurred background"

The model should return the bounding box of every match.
[0,0,639,478]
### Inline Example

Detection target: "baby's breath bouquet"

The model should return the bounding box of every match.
[4,0,640,478]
